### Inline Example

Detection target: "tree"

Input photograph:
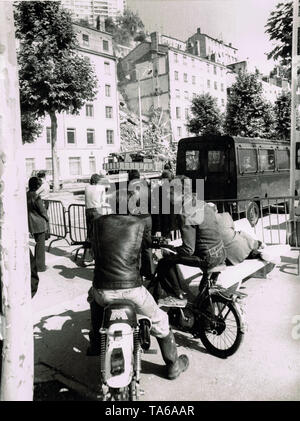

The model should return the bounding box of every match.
[0,2,33,400]
[186,93,223,136]
[265,2,292,69]
[225,71,275,138]
[14,1,98,191]
[105,8,145,47]
[273,90,296,140]
[20,111,43,144]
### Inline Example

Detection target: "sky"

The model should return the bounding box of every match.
[127,0,286,74]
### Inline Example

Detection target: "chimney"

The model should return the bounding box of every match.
[197,27,201,34]
[229,42,232,47]
[150,32,159,52]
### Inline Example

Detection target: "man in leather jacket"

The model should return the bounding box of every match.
[86,188,189,381]
[154,177,226,304]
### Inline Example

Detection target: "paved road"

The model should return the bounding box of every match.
[32,239,300,401]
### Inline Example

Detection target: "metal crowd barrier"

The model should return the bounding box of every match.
[45,196,300,269]
[45,199,69,250]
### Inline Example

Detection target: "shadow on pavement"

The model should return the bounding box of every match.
[53,264,93,281]
[174,331,208,354]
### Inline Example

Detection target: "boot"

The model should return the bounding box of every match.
[157,330,189,380]
[86,301,104,356]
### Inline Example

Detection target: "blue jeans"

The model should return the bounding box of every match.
[88,285,169,338]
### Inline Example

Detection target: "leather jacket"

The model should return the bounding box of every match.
[175,202,224,260]
[92,213,153,290]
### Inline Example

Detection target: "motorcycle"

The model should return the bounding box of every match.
[99,300,154,401]
[150,238,247,359]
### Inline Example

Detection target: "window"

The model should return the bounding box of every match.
[207,63,210,73]
[177,126,182,137]
[176,107,181,119]
[214,81,218,90]
[104,62,110,75]
[213,65,217,75]
[82,34,89,46]
[69,157,82,176]
[186,150,199,171]
[46,127,51,144]
[184,91,189,99]
[175,89,180,98]
[239,149,258,173]
[25,158,35,177]
[103,40,109,51]
[183,55,187,65]
[208,150,225,173]
[185,108,189,119]
[87,129,95,144]
[67,128,76,144]
[174,53,178,63]
[105,106,113,118]
[46,158,60,176]
[105,84,111,97]
[259,149,275,171]
[276,149,290,170]
[207,80,211,88]
[221,83,224,92]
[192,75,196,85]
[183,73,188,83]
[192,58,195,67]
[106,129,114,144]
[89,156,96,174]
[174,71,179,80]
[221,98,225,106]
[86,104,94,117]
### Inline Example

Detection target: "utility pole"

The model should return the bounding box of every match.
[290,0,300,219]
[0,1,33,401]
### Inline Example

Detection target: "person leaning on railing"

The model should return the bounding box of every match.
[85,173,110,258]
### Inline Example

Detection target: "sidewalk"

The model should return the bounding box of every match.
[32,240,300,401]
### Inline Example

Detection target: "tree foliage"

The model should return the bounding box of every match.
[15,1,98,117]
[105,8,145,47]
[273,90,296,140]
[225,71,275,138]
[265,2,292,67]
[20,111,43,144]
[186,93,223,136]
[14,0,98,189]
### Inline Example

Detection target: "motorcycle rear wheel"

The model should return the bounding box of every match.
[198,294,244,358]
[109,387,129,401]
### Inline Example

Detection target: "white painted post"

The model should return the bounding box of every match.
[0,1,33,401]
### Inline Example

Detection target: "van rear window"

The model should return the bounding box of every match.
[185,150,199,171]
[208,150,225,173]
[238,149,257,173]
[276,149,290,170]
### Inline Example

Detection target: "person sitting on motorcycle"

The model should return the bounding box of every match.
[153,176,226,306]
[86,186,189,381]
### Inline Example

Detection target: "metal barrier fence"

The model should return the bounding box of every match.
[45,195,300,251]
[45,199,69,249]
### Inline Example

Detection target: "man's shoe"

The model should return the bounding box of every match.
[158,296,187,308]
[167,355,189,380]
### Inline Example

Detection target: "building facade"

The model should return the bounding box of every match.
[119,32,229,142]
[61,0,126,26]
[22,24,120,180]
[186,28,238,66]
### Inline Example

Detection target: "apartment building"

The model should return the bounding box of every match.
[119,32,229,142]
[186,28,238,66]
[61,0,126,26]
[22,24,120,180]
